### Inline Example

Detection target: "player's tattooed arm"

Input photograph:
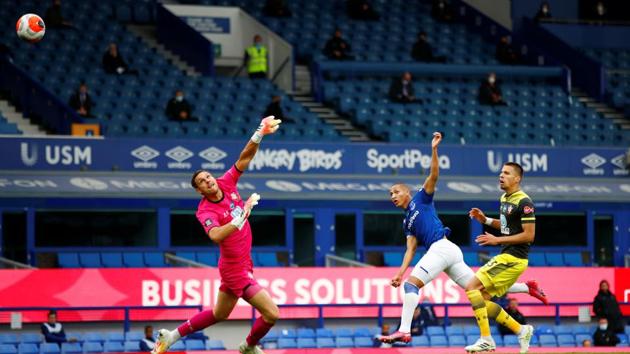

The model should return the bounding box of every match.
[423,132,442,194]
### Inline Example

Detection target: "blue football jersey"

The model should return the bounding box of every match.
[403,188,451,249]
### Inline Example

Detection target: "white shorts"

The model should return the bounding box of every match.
[409,238,474,289]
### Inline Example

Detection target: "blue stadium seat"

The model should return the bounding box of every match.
[557,334,575,347]
[101,253,124,268]
[316,338,335,348]
[354,337,373,348]
[336,337,354,348]
[196,252,218,266]
[297,338,316,348]
[255,252,280,267]
[125,332,144,341]
[105,332,125,342]
[206,339,226,350]
[353,328,371,337]
[123,341,139,352]
[123,252,145,267]
[144,252,166,267]
[61,342,82,354]
[429,335,448,347]
[536,325,554,335]
[82,342,103,353]
[463,325,479,337]
[383,252,403,266]
[78,253,102,267]
[528,253,546,266]
[571,324,591,335]
[618,333,629,346]
[445,326,464,336]
[279,329,296,339]
[175,252,196,262]
[58,253,80,268]
[16,344,38,354]
[553,325,572,335]
[0,344,17,354]
[83,333,105,343]
[334,328,353,338]
[0,334,18,345]
[297,328,316,338]
[277,339,297,349]
[545,253,564,266]
[426,326,445,336]
[169,341,186,351]
[503,335,519,347]
[448,335,466,347]
[463,252,478,266]
[20,334,42,344]
[183,340,204,351]
[538,334,557,347]
[564,252,585,266]
[316,328,334,338]
[40,343,60,354]
[411,336,429,347]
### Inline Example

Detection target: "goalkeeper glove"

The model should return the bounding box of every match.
[251,116,281,144]
[229,193,261,230]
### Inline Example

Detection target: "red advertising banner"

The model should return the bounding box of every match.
[0,267,620,323]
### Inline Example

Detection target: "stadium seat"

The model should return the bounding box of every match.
[316,338,335,348]
[16,343,38,354]
[277,338,297,349]
[426,326,445,336]
[536,325,554,335]
[206,339,226,350]
[553,325,572,335]
[0,344,16,354]
[383,252,403,266]
[545,253,564,266]
[463,252,478,266]
[618,333,629,346]
[175,252,196,262]
[101,253,124,268]
[564,252,585,266]
[538,334,557,347]
[196,252,218,266]
[528,253,546,266]
[429,335,448,347]
[354,337,373,348]
[334,328,353,338]
[123,252,145,267]
[411,336,429,347]
[123,340,139,352]
[170,341,186,351]
[255,252,280,267]
[60,342,82,354]
[571,324,591,335]
[40,343,60,354]
[445,326,464,336]
[575,334,592,346]
[0,334,18,345]
[19,334,42,344]
[336,337,354,348]
[82,342,103,353]
[185,340,205,351]
[557,334,576,347]
[279,329,296,339]
[297,328,315,338]
[297,338,316,348]
[448,335,466,347]
[144,252,166,267]
[353,328,371,337]
[78,253,102,267]
[83,333,105,343]
[58,253,80,268]
[316,328,334,338]
[503,335,519,347]
[463,325,479,337]
[125,332,144,341]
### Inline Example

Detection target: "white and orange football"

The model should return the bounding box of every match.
[16,14,45,43]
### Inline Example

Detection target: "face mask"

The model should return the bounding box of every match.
[255,43,262,48]
[599,324,608,331]
[542,7,548,13]
[176,96,184,102]
[489,77,496,84]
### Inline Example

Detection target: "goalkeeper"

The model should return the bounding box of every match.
[152,116,282,354]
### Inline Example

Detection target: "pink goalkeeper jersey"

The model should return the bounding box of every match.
[196,166,252,265]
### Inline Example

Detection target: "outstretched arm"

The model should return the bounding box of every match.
[234,116,281,172]
[390,236,418,288]
[422,132,442,194]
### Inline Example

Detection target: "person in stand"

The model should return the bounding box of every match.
[139,325,156,351]
[244,35,268,79]
[41,311,77,345]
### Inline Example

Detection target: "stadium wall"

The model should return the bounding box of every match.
[461,0,512,30]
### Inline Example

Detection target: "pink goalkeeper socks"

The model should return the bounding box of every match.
[246,317,275,346]
[177,310,217,337]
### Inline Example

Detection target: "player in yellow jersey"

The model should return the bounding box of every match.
[464,162,537,353]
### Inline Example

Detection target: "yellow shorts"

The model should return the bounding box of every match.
[476,253,528,297]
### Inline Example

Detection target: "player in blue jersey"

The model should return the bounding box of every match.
[379,132,547,344]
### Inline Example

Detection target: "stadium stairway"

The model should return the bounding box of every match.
[0,99,45,135]
[571,87,630,131]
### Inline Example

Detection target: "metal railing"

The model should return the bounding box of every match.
[0,257,36,269]
[325,254,372,267]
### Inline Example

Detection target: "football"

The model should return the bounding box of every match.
[16,13,46,43]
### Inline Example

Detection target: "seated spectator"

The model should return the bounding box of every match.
[389,72,418,104]
[347,0,380,21]
[165,90,196,121]
[41,311,76,345]
[44,0,74,29]
[593,279,624,333]
[534,1,552,21]
[324,29,353,61]
[593,318,620,347]
[431,0,454,22]
[263,0,291,17]
[102,43,138,75]
[419,297,439,327]
[68,82,94,117]
[498,298,527,336]
[478,72,506,106]
[263,95,293,123]
[495,36,519,65]
[582,339,592,347]
[411,32,446,63]
[139,325,155,351]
